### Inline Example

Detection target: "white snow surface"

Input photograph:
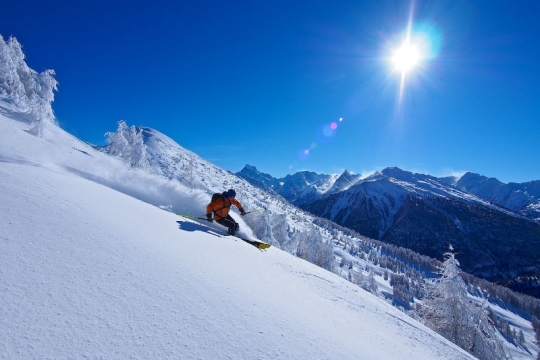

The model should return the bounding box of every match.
[0,115,478,359]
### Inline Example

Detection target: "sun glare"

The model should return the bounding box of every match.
[384,6,442,107]
[392,42,420,74]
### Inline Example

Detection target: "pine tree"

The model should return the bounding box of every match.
[418,248,509,360]
[518,330,525,345]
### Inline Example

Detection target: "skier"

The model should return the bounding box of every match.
[206,189,246,236]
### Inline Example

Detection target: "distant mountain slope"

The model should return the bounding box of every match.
[236,165,540,290]
[303,168,540,284]
[273,170,338,206]
[326,169,362,195]
[236,164,343,206]
[455,172,540,221]
[234,164,280,195]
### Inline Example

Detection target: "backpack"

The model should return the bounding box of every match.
[210,192,230,213]
[211,193,224,203]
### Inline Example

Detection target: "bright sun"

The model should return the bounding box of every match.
[392,42,420,74]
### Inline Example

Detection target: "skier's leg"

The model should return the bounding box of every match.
[216,215,238,235]
[229,215,240,235]
[222,215,239,235]
[215,218,229,228]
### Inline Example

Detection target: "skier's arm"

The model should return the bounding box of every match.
[206,201,218,220]
[232,199,246,215]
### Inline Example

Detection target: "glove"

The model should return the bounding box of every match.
[206,213,213,223]
[240,209,246,216]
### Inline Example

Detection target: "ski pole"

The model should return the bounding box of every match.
[244,208,267,215]
[176,213,208,221]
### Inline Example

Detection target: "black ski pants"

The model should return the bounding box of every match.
[216,214,239,235]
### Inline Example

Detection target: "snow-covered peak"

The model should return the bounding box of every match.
[326,169,361,194]
[236,164,279,194]
[381,166,414,179]
[455,172,540,218]
[99,120,219,191]
[363,167,508,210]
[275,170,338,206]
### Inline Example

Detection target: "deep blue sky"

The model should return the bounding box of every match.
[2,0,540,183]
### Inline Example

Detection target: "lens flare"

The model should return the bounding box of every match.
[317,122,338,143]
[323,126,333,137]
[291,117,346,166]
[298,148,310,161]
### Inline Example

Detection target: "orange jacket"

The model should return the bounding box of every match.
[206,196,244,221]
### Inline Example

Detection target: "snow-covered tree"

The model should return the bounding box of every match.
[351,269,365,287]
[247,210,280,248]
[366,270,378,294]
[0,35,58,135]
[105,121,151,170]
[296,225,334,271]
[418,248,509,360]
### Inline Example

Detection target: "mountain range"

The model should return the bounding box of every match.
[237,165,540,297]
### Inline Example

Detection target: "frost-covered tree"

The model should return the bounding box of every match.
[367,270,378,294]
[351,269,365,287]
[267,213,291,250]
[105,121,151,170]
[418,248,509,360]
[0,35,58,135]
[247,210,280,248]
[296,225,334,271]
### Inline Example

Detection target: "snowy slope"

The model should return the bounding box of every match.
[455,172,540,221]
[0,114,477,359]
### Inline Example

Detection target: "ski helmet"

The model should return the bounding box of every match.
[227,189,236,197]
